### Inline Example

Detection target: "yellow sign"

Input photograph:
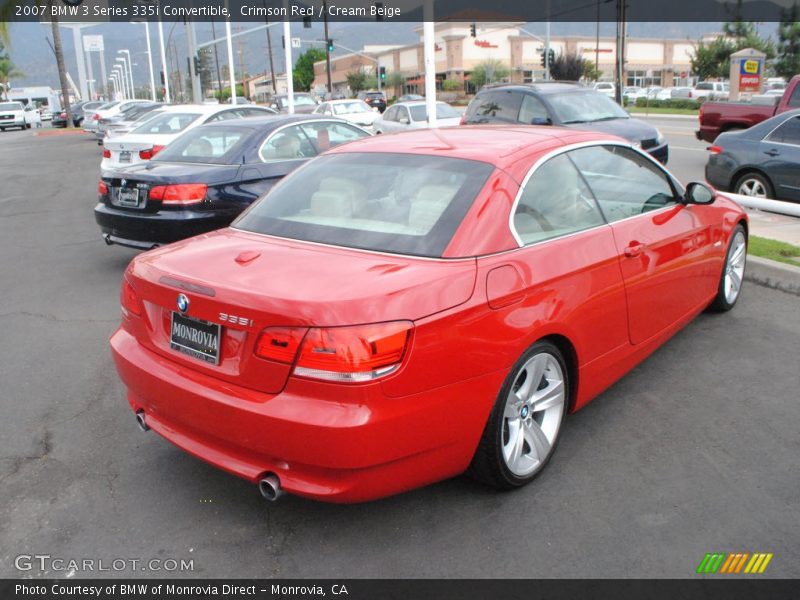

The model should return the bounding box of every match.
[742,60,760,74]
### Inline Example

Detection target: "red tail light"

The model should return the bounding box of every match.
[253,321,412,382]
[148,184,207,205]
[255,327,307,363]
[121,278,141,316]
[59,112,66,119]
[459,114,467,125]
[93,113,100,120]
[102,148,111,159]
[139,145,165,160]
[708,145,723,155]
[98,180,109,195]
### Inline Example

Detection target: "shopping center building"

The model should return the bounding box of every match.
[312,22,708,96]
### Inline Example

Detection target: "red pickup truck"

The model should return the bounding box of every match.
[696,75,800,142]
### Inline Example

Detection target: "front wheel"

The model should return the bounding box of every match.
[735,172,773,199]
[469,340,568,490]
[709,223,747,312]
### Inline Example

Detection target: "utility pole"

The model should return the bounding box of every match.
[185,18,202,103]
[211,19,223,100]
[265,19,277,95]
[544,0,551,80]
[323,0,332,92]
[237,24,247,95]
[614,0,626,104]
[595,0,600,81]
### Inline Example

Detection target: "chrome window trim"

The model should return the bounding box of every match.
[256,119,372,164]
[762,113,800,146]
[507,140,684,247]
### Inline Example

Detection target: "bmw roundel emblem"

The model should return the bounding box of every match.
[177,294,190,313]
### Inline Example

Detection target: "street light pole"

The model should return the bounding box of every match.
[118,50,134,99]
[323,0,332,92]
[157,17,171,103]
[143,22,157,101]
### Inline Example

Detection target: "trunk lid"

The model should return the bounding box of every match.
[127,228,477,393]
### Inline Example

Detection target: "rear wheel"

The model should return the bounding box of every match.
[470,340,568,489]
[734,172,773,199]
[709,223,747,312]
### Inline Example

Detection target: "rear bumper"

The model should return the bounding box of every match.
[110,327,503,502]
[696,126,717,143]
[94,202,237,248]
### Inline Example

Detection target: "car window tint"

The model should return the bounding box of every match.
[297,122,370,153]
[513,154,605,245]
[518,95,549,124]
[788,85,800,108]
[132,112,200,134]
[569,145,677,222]
[235,152,494,258]
[397,106,410,121]
[765,115,800,145]
[259,124,317,161]
[466,90,523,123]
[207,110,241,122]
[409,103,460,121]
[383,106,398,121]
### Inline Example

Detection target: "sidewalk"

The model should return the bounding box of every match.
[745,208,800,246]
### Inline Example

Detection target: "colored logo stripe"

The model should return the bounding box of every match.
[697,553,773,574]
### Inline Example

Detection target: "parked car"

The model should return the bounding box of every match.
[705,109,800,201]
[313,99,379,128]
[462,83,668,163]
[109,126,747,503]
[357,90,387,113]
[396,94,424,103]
[101,104,277,172]
[697,75,800,143]
[623,86,642,101]
[95,115,371,249]
[86,100,151,133]
[104,108,167,141]
[593,81,615,98]
[52,100,101,128]
[96,102,163,141]
[374,101,461,133]
[39,106,53,121]
[269,93,318,114]
[670,86,693,99]
[0,101,32,131]
[691,81,729,101]
[323,91,347,101]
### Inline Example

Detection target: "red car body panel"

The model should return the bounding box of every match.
[110,127,748,502]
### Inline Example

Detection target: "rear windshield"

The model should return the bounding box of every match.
[153,125,250,164]
[132,112,200,135]
[234,152,494,257]
[695,83,713,90]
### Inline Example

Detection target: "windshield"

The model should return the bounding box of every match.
[132,112,200,135]
[409,103,461,121]
[0,102,23,111]
[549,92,629,124]
[153,125,250,164]
[332,101,371,115]
[280,95,316,107]
[234,152,494,257]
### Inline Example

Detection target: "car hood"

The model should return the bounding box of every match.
[562,117,659,143]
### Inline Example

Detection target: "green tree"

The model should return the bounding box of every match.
[775,5,800,80]
[293,48,326,92]
[690,21,774,80]
[196,48,214,96]
[385,71,405,97]
[214,84,246,102]
[469,60,510,89]
[0,40,23,100]
[549,51,597,81]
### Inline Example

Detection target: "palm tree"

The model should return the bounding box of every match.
[0,0,75,127]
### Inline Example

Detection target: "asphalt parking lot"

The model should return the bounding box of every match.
[0,127,798,579]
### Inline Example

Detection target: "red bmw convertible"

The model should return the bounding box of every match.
[111,127,748,503]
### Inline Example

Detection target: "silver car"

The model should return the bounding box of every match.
[374,101,462,134]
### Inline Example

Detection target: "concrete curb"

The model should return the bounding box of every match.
[745,255,800,296]
[35,129,88,137]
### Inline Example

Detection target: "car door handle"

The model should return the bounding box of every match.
[764,149,780,157]
[624,242,645,258]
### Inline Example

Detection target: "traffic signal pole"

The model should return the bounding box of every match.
[323,0,332,92]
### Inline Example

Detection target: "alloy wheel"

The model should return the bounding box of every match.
[724,230,746,304]
[737,178,768,198]
[501,352,565,477]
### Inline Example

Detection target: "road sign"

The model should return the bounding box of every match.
[291,37,301,49]
[83,34,104,52]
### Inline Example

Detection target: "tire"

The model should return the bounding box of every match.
[25,123,31,129]
[708,223,747,312]
[734,172,773,199]
[469,340,568,490]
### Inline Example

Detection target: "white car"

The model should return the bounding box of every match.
[85,100,150,133]
[0,101,33,131]
[313,99,378,128]
[374,101,462,134]
[691,81,729,101]
[101,104,276,172]
[593,82,616,99]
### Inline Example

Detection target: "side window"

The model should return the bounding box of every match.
[383,106,398,121]
[466,90,523,123]
[765,115,800,145]
[207,110,240,122]
[518,95,549,124]
[397,106,410,122]
[513,154,605,245]
[787,85,800,108]
[569,145,678,222]
[298,121,370,152]
[259,125,316,161]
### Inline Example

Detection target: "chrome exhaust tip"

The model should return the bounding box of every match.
[103,234,113,246]
[135,410,149,432]
[258,474,284,502]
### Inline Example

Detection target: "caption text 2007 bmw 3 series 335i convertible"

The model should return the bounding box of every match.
[110,126,748,503]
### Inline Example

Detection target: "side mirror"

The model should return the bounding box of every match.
[684,182,715,205]
[399,116,410,125]
[530,117,552,126]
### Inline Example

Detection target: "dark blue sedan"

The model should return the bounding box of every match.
[706,109,800,202]
[95,115,372,249]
